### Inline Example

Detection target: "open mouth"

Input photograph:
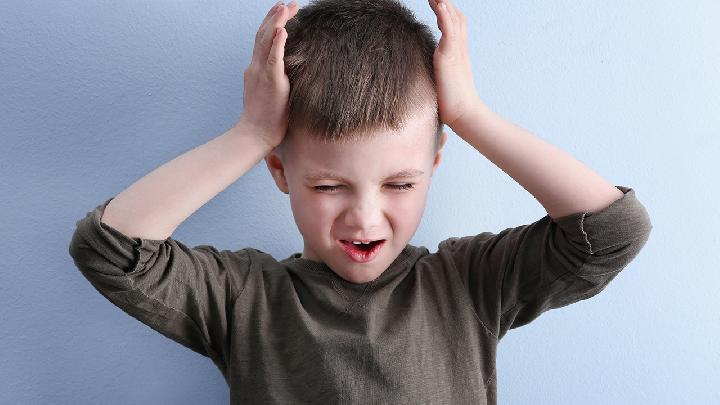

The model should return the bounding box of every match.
[340,240,383,251]
[338,240,386,263]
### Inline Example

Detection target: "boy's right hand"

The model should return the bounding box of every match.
[238,1,300,149]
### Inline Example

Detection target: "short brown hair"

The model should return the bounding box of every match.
[281,0,443,153]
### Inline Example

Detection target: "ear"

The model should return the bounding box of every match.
[264,149,290,195]
[432,130,449,174]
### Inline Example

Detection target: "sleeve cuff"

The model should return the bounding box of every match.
[550,185,653,255]
[72,197,167,275]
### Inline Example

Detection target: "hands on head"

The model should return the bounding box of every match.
[238,1,300,150]
[428,0,482,131]
[238,0,482,150]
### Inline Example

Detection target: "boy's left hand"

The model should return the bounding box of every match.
[429,0,482,130]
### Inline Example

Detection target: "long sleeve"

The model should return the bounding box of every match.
[68,197,253,375]
[437,185,653,340]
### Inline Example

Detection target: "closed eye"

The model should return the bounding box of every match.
[388,183,415,191]
[313,184,415,192]
[313,185,342,192]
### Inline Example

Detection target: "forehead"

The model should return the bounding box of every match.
[286,114,436,181]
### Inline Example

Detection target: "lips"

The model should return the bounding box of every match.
[337,239,386,263]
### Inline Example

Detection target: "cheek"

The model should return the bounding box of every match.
[393,189,429,224]
[289,190,340,226]
[395,184,429,207]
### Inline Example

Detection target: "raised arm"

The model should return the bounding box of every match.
[429,0,623,218]
[68,1,300,374]
[428,0,652,341]
[101,0,300,240]
[100,121,273,240]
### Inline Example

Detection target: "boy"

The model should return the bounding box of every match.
[68,0,653,403]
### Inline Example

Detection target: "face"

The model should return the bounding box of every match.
[265,110,447,284]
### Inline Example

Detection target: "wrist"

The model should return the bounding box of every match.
[235,116,280,150]
[448,97,489,136]
[233,117,279,152]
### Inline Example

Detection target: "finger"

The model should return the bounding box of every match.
[267,26,288,73]
[255,2,283,47]
[450,1,467,39]
[259,4,286,51]
[253,1,284,63]
[445,1,466,40]
[257,1,300,65]
[428,0,442,20]
[443,0,458,26]
[263,0,299,32]
[287,0,300,19]
[285,0,299,13]
[256,4,288,64]
[435,1,456,48]
[270,0,300,33]
[263,0,300,36]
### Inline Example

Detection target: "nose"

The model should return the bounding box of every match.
[342,191,383,234]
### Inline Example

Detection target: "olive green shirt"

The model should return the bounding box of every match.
[68,185,652,404]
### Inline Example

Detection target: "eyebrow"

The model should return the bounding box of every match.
[303,169,425,182]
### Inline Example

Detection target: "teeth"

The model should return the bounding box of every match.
[352,241,371,245]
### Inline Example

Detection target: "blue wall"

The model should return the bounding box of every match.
[1,0,717,403]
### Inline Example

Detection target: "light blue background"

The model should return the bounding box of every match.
[1,0,717,403]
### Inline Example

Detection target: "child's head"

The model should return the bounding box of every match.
[264,0,448,284]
